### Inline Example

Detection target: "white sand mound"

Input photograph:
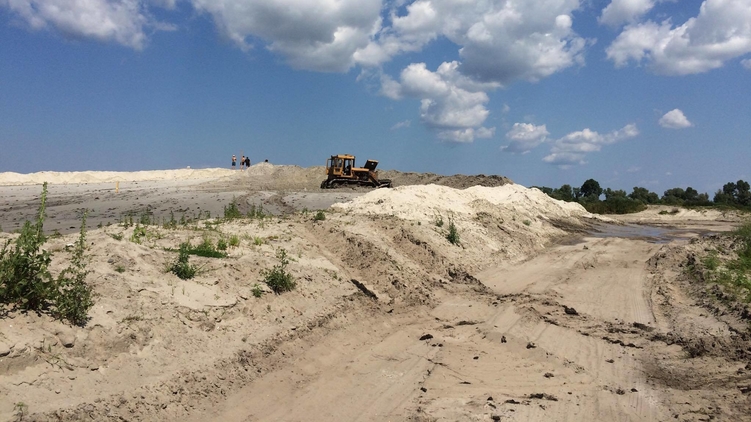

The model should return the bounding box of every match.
[0,168,235,186]
[332,183,591,222]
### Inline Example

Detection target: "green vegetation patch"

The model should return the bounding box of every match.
[0,183,94,326]
[169,243,198,280]
[262,248,296,294]
[690,222,751,303]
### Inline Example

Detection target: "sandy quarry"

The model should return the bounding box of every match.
[0,165,750,421]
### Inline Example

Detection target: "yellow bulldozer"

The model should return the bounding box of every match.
[320,154,393,189]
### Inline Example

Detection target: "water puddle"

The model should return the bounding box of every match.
[587,223,706,244]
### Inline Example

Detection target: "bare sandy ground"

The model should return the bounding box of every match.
[1,167,750,421]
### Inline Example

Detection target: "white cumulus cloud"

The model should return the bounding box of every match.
[369,0,590,142]
[544,124,639,168]
[606,0,751,75]
[599,0,657,27]
[0,0,171,49]
[659,109,693,129]
[191,0,382,72]
[502,123,549,154]
[382,61,498,142]
[361,0,587,85]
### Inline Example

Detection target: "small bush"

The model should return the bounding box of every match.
[247,204,266,219]
[523,219,532,226]
[251,283,264,298]
[224,198,243,220]
[435,215,444,227]
[703,253,719,271]
[0,183,53,311]
[314,210,326,221]
[114,265,126,273]
[253,236,264,246]
[53,211,94,326]
[163,211,177,229]
[446,219,460,245]
[139,212,153,226]
[262,248,296,294]
[170,243,197,280]
[0,184,94,325]
[229,235,240,247]
[216,238,228,251]
[190,237,227,258]
[130,224,147,244]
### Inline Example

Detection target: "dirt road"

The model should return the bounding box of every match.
[188,230,751,421]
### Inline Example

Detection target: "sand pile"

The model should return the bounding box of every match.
[331,183,597,272]
[333,183,591,222]
[0,168,235,186]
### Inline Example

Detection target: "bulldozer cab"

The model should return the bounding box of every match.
[326,154,356,177]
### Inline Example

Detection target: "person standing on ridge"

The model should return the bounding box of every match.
[231,155,236,169]
[245,156,250,168]
[240,155,246,170]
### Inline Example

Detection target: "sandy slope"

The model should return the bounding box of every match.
[1,168,750,421]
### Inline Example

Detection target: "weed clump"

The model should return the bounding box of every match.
[0,183,94,326]
[251,283,264,298]
[446,219,460,245]
[262,248,296,294]
[224,198,243,220]
[169,243,197,280]
[314,210,326,221]
[247,204,266,219]
[216,238,228,251]
[0,183,53,311]
[54,212,94,326]
[191,237,227,258]
[692,221,751,303]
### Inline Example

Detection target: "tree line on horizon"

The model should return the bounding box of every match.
[535,179,751,214]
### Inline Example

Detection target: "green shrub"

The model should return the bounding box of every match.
[229,235,240,247]
[314,210,326,221]
[247,204,266,219]
[0,183,53,311]
[582,197,647,214]
[139,212,153,226]
[170,243,197,280]
[523,219,532,226]
[446,219,460,245]
[163,211,177,229]
[703,253,719,271]
[189,237,227,258]
[216,238,228,251]
[262,248,296,294]
[0,184,94,325]
[251,283,264,298]
[54,212,94,326]
[253,236,264,246]
[224,198,243,220]
[130,224,147,244]
[115,265,126,273]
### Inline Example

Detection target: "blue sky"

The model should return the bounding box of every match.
[1,0,749,196]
